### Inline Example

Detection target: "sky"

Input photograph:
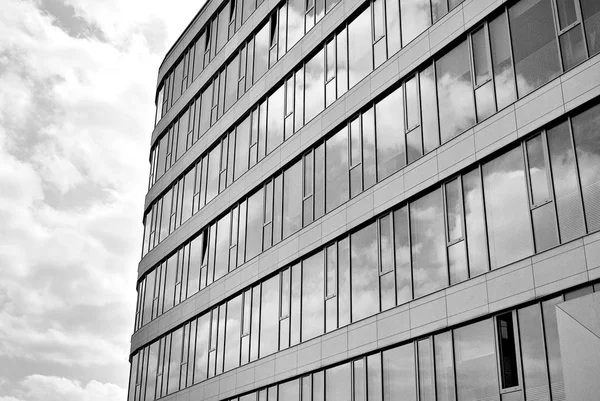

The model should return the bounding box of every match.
[0,0,204,399]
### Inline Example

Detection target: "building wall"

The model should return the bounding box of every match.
[129,0,600,399]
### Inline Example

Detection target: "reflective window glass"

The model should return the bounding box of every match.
[411,189,448,298]
[394,206,412,304]
[432,0,449,23]
[348,8,373,88]
[254,23,270,82]
[267,86,285,153]
[225,55,239,111]
[483,147,533,269]
[581,0,600,56]
[418,338,435,401]
[401,0,431,46]
[279,379,300,400]
[571,104,600,232]
[385,0,401,55]
[338,237,351,327]
[509,0,561,97]
[194,314,210,383]
[326,363,352,401]
[224,295,242,371]
[260,276,279,357]
[245,191,264,260]
[287,0,304,50]
[518,304,550,400]
[376,87,405,180]
[420,64,440,154]
[462,168,488,277]
[351,223,379,321]
[454,319,499,401]
[434,332,456,401]
[362,109,377,189]
[436,40,476,143]
[382,344,417,401]
[325,127,349,212]
[305,49,325,122]
[542,297,565,401]
[302,251,325,341]
[206,146,220,204]
[547,121,585,242]
[214,212,231,281]
[235,115,251,180]
[283,161,302,238]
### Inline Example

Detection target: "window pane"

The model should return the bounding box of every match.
[206,146,220,204]
[542,297,566,401]
[411,189,447,298]
[246,190,264,260]
[571,104,600,232]
[260,276,279,358]
[432,0,449,24]
[224,295,242,371]
[437,40,475,143]
[326,127,349,212]
[446,178,463,242]
[354,359,366,401]
[305,49,325,122]
[547,121,586,242]
[267,86,285,153]
[472,28,491,86]
[225,55,239,111]
[556,0,578,29]
[386,0,401,56]
[581,0,600,56]
[351,223,379,321]
[401,0,431,46]
[279,379,300,400]
[314,144,325,219]
[418,338,435,401]
[454,319,499,401]
[362,109,377,189]
[497,313,519,388]
[338,237,351,327]
[167,328,183,394]
[462,168,488,277]
[254,23,270,82]
[382,344,417,401]
[434,332,456,401]
[376,87,405,180]
[144,342,159,401]
[518,304,550,401]
[214,213,231,281]
[337,29,349,97]
[217,5,230,52]
[394,206,411,304]
[301,251,325,341]
[194,315,210,383]
[142,271,155,326]
[380,214,394,274]
[235,115,251,180]
[526,135,551,204]
[163,255,177,312]
[420,64,440,154]
[348,8,373,88]
[509,0,561,97]
[326,363,352,401]
[483,147,533,269]
[559,26,587,70]
[287,0,304,50]
[283,161,302,238]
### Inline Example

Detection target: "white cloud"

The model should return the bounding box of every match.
[0,0,205,397]
[2,375,124,401]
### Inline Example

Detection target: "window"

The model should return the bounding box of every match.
[350,223,379,321]
[217,4,230,52]
[394,206,412,305]
[420,64,440,154]
[405,76,423,163]
[434,332,456,401]
[260,275,279,357]
[547,120,586,242]
[379,214,395,311]
[489,11,517,110]
[325,38,336,107]
[301,251,324,341]
[571,104,600,232]
[581,0,600,56]
[385,0,401,55]
[337,28,349,97]
[302,152,314,226]
[410,189,447,298]
[483,147,533,269]
[225,55,239,111]
[246,190,264,260]
[445,178,468,285]
[436,40,475,143]
[372,0,387,68]
[382,344,416,401]
[496,313,519,389]
[509,0,561,97]
[555,0,587,70]
[418,338,435,401]
[235,115,251,180]
[471,25,496,122]
[283,161,302,238]
[325,363,351,401]
[542,297,566,400]
[525,133,559,252]
[401,0,430,46]
[304,49,325,123]
[454,319,499,400]
[194,314,210,383]
[376,87,405,180]
[325,127,349,212]
[348,9,373,88]
[325,244,338,333]
[288,0,304,50]
[518,304,550,400]
[224,295,242,371]
[267,86,285,153]
[254,23,270,83]
[462,168,488,277]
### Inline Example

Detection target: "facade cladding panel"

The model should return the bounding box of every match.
[130,0,600,400]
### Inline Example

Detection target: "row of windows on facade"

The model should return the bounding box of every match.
[141,0,600,274]
[129,284,600,401]
[145,0,600,253]
[135,101,600,340]
[154,0,486,129]
[154,0,347,127]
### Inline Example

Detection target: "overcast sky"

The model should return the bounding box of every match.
[0,1,204,399]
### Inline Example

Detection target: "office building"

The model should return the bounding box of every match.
[129,0,600,400]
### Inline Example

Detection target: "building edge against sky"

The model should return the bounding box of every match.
[129,0,600,400]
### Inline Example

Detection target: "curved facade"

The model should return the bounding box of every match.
[129,0,600,400]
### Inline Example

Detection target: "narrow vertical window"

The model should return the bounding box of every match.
[379,213,395,311]
[471,25,496,122]
[496,312,520,389]
[445,177,468,285]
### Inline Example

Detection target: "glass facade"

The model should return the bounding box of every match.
[132,0,600,399]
